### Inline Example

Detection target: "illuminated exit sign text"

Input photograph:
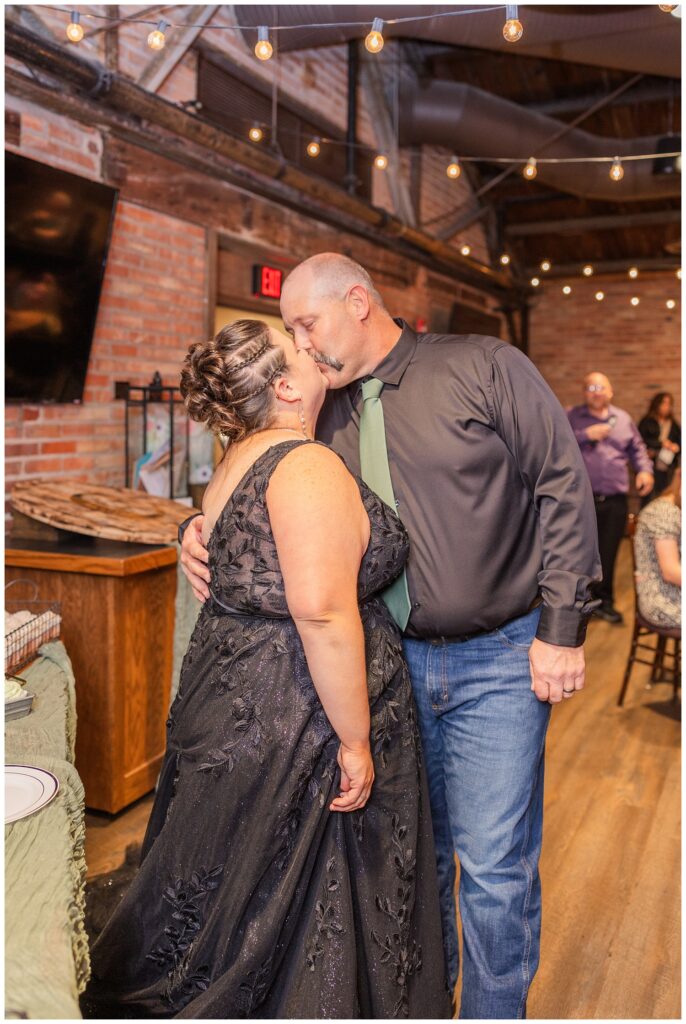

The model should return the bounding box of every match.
[252,264,283,299]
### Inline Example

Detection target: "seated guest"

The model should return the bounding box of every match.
[634,469,681,629]
[638,391,681,500]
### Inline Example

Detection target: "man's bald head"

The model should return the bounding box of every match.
[583,371,613,411]
[283,253,385,309]
[584,371,612,391]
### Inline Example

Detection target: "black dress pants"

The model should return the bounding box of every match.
[593,493,628,606]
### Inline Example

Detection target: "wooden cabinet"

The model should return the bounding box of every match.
[6,536,178,813]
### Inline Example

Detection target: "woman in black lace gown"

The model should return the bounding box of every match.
[86,320,451,1019]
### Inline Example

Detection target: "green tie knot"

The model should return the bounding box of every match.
[361,377,384,401]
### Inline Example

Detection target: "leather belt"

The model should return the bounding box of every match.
[423,598,543,646]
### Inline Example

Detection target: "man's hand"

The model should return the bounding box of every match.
[635,471,654,497]
[180,515,211,601]
[529,637,585,705]
[586,423,612,443]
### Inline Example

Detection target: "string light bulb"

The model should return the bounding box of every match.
[249,125,263,143]
[610,156,624,182]
[460,244,471,256]
[541,260,551,272]
[676,268,682,279]
[307,138,321,158]
[446,157,461,179]
[500,254,511,266]
[659,5,677,11]
[255,26,273,60]
[374,153,388,170]
[503,4,523,42]
[66,11,83,42]
[531,277,540,287]
[365,18,385,53]
[666,299,676,309]
[562,285,572,295]
[595,291,605,301]
[583,265,594,277]
[630,296,640,306]
[523,156,537,180]
[147,20,168,50]
[628,266,639,279]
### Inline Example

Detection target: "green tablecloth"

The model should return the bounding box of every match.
[5,641,88,1020]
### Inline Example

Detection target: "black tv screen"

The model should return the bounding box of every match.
[5,152,118,403]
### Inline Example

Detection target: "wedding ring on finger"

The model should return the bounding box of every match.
[562,687,575,697]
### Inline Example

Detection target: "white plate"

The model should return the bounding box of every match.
[5,764,60,824]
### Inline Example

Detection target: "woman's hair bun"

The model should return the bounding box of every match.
[180,319,287,442]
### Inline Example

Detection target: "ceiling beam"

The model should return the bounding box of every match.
[138,5,220,93]
[524,257,680,278]
[508,209,681,237]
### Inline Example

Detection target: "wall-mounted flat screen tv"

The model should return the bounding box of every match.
[5,152,118,403]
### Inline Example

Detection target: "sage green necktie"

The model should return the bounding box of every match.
[359,378,412,630]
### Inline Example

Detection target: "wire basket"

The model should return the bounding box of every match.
[5,580,62,676]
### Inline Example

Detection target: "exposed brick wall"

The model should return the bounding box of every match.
[529,273,681,423]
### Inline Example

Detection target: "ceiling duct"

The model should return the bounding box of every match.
[397,80,680,201]
[236,5,680,77]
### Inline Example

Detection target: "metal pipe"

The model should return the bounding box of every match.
[344,39,358,196]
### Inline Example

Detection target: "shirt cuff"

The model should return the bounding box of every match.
[535,606,591,647]
[177,512,203,546]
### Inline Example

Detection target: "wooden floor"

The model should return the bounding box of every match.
[84,539,681,1019]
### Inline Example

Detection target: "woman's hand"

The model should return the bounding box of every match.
[330,743,374,813]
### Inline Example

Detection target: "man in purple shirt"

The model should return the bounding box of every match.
[568,371,654,623]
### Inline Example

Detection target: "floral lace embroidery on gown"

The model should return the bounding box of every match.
[85,439,452,1020]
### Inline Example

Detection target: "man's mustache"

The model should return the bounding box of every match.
[313,352,344,372]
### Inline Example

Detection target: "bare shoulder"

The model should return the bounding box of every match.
[267,442,360,506]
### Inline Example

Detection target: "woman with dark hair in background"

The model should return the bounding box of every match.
[84,319,450,1020]
[639,392,681,501]
[635,469,681,630]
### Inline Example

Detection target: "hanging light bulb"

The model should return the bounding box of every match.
[628,266,639,279]
[541,259,551,272]
[676,268,682,279]
[503,4,524,42]
[659,5,677,11]
[562,285,572,295]
[583,265,594,277]
[500,254,511,266]
[523,156,537,180]
[530,277,540,287]
[66,10,84,43]
[460,244,471,257]
[630,296,640,306]
[595,291,605,301]
[365,18,385,53]
[147,20,168,50]
[254,26,273,61]
[374,153,389,170]
[249,125,264,143]
[446,157,461,179]
[609,156,624,182]
[666,299,676,309]
[307,138,321,158]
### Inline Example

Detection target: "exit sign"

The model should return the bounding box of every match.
[252,264,283,299]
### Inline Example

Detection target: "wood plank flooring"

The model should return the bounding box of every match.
[84,539,680,1018]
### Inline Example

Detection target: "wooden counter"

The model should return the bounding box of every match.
[6,535,178,813]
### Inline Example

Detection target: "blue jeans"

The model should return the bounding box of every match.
[403,607,550,1020]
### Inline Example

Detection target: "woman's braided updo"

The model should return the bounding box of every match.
[180,320,287,442]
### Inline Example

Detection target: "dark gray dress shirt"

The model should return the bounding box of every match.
[316,321,601,647]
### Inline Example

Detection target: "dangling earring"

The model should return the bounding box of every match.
[298,401,308,438]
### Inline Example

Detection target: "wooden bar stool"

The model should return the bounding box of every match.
[617,514,681,707]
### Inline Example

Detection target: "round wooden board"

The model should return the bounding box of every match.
[11,479,200,545]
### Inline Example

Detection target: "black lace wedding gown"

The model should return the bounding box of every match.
[86,440,452,1019]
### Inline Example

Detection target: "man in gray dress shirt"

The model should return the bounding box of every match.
[180,253,601,1019]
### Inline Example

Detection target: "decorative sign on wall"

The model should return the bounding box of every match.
[252,264,283,299]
